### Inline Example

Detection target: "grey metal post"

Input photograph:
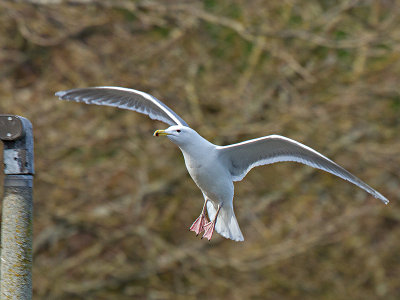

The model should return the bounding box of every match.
[0,115,34,300]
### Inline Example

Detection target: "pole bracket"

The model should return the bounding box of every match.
[0,115,34,176]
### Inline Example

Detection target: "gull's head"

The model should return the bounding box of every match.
[153,125,199,147]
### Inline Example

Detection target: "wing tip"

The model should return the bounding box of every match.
[55,90,67,98]
[373,191,389,205]
[381,197,389,205]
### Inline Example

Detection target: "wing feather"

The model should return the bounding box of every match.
[55,86,188,127]
[217,135,388,204]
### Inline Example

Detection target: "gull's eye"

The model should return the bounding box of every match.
[176,130,181,133]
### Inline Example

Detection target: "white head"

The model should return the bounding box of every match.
[153,125,210,150]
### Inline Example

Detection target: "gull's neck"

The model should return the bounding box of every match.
[174,130,215,158]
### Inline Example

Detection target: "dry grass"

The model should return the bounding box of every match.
[1,0,399,299]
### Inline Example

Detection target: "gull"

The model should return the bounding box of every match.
[55,86,389,242]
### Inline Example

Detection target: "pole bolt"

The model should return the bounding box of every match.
[0,115,24,141]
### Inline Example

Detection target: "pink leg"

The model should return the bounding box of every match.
[189,200,208,235]
[202,205,221,241]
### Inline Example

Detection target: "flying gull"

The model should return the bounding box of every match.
[55,87,389,242]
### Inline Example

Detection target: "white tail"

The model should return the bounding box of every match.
[207,202,244,242]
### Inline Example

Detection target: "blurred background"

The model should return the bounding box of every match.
[1,0,399,299]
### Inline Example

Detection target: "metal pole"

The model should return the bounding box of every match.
[0,115,34,300]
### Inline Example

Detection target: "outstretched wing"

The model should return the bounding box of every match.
[55,86,189,127]
[217,135,388,204]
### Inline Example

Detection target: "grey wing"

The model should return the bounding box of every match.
[217,135,388,204]
[55,86,188,127]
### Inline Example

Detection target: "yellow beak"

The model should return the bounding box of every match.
[153,129,170,137]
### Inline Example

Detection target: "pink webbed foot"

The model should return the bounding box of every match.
[189,213,207,235]
[202,204,221,241]
[202,221,216,241]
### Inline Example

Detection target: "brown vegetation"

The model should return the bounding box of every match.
[1,0,399,299]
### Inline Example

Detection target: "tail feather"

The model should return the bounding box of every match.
[207,202,244,242]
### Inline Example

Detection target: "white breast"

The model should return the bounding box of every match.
[183,150,234,205]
